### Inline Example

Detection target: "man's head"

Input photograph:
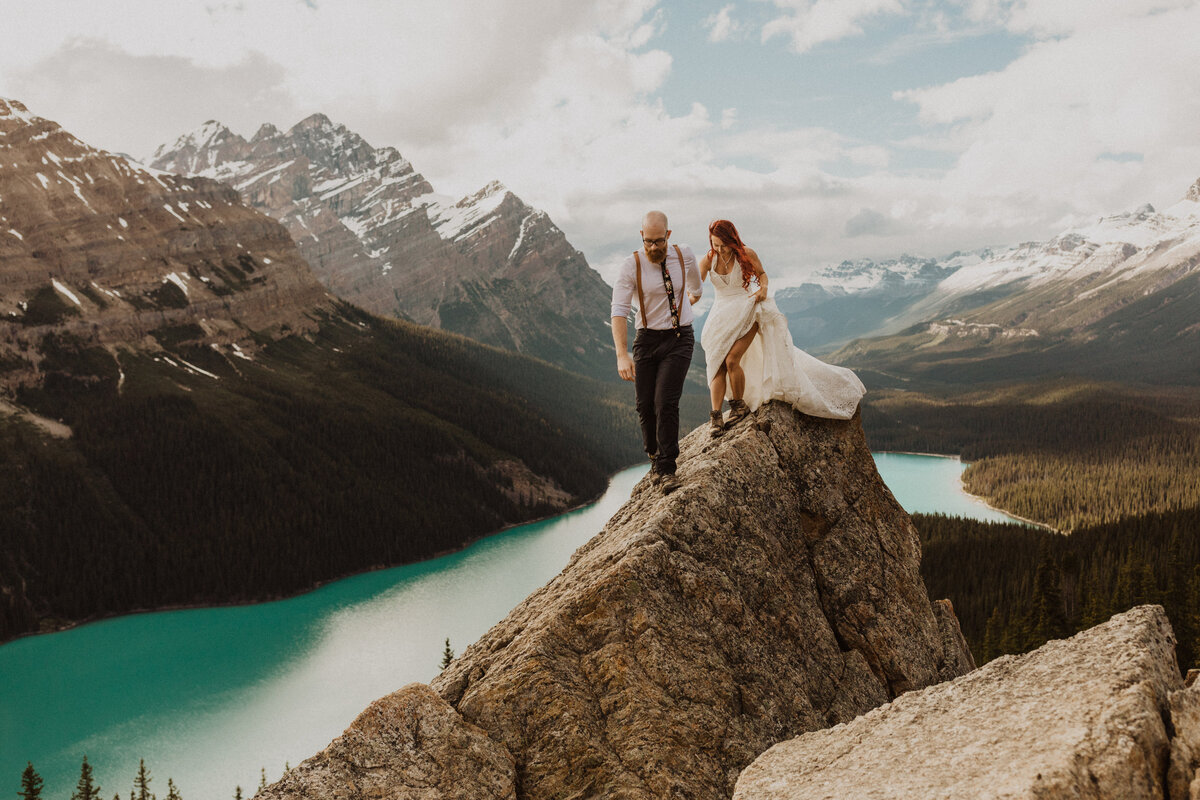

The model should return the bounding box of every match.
[641,210,670,263]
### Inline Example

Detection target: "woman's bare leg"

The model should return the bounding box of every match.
[724,322,760,401]
[710,364,728,412]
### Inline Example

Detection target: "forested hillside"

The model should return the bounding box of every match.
[915,508,1200,670]
[863,382,1200,529]
[0,304,642,642]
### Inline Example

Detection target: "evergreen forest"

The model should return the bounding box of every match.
[914,506,1200,669]
[863,381,1200,530]
[0,303,645,641]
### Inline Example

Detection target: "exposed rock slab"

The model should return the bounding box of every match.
[259,683,516,800]
[427,401,971,799]
[1169,680,1200,800]
[735,605,1192,800]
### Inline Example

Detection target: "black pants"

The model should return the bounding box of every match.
[632,325,694,475]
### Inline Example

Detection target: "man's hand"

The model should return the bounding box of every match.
[617,352,636,381]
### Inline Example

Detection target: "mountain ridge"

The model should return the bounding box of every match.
[0,96,642,642]
[149,115,617,378]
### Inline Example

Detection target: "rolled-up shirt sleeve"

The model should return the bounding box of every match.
[682,245,702,300]
[610,255,636,320]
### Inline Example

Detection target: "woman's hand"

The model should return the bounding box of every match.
[687,293,700,305]
[752,286,768,303]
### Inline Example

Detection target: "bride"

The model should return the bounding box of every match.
[695,219,865,437]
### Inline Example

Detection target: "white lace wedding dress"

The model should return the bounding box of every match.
[702,267,865,418]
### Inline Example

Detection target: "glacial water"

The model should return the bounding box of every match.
[0,454,1020,800]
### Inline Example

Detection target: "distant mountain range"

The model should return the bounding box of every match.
[0,97,640,641]
[772,181,1200,385]
[774,253,978,354]
[148,116,616,378]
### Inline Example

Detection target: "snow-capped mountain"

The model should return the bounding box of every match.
[150,116,615,378]
[772,253,978,352]
[833,178,1200,385]
[0,97,334,390]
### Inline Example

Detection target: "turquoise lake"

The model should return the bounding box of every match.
[0,453,1020,800]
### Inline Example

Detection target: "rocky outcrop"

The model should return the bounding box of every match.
[149,116,616,377]
[264,401,972,800]
[259,684,516,800]
[0,97,334,390]
[735,604,1197,800]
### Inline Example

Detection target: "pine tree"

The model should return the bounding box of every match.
[233,786,243,800]
[982,607,1004,663]
[1032,547,1068,643]
[440,638,454,670]
[71,756,102,800]
[257,769,267,795]
[18,763,43,800]
[164,779,181,800]
[133,759,153,800]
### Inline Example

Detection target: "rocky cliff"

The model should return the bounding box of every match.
[258,401,974,800]
[0,97,334,390]
[149,116,616,378]
[735,604,1199,800]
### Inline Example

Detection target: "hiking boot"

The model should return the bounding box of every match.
[709,410,726,438]
[727,398,751,426]
[658,472,682,494]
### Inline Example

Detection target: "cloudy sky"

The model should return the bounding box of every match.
[3,0,1200,284]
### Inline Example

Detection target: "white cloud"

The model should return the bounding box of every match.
[761,0,907,53]
[896,2,1200,224]
[705,4,741,42]
[4,0,1200,289]
[968,0,1198,35]
[0,0,666,156]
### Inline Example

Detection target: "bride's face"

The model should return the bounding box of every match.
[710,235,731,257]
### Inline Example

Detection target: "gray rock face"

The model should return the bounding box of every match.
[735,605,1196,800]
[419,401,970,800]
[149,117,616,377]
[257,683,516,800]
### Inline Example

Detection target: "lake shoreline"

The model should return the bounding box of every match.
[2,469,639,647]
[874,450,1059,532]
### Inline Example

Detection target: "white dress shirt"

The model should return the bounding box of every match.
[609,244,702,330]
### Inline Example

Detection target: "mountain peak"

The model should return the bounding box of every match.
[1187,177,1200,203]
[0,96,38,125]
[252,123,281,142]
[292,112,335,132]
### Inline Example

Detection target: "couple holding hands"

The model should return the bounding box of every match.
[610,211,865,493]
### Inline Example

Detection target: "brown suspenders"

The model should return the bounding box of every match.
[633,244,685,330]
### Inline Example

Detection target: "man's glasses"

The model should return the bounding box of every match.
[642,237,667,247]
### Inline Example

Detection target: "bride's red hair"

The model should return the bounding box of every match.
[707,219,756,289]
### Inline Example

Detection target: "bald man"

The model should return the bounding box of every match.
[610,210,702,493]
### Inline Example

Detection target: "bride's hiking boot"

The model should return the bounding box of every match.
[727,398,751,426]
[709,410,726,438]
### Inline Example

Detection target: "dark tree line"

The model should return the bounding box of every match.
[16,757,260,800]
[915,505,1200,668]
[863,383,1200,530]
[1,304,645,641]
